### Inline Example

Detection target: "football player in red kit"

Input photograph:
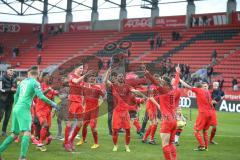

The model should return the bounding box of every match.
[145,66,180,160]
[142,74,160,145]
[128,95,144,135]
[64,64,92,152]
[180,80,213,151]
[77,74,104,149]
[104,68,153,152]
[35,73,58,151]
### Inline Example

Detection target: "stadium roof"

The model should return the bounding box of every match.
[0,0,239,23]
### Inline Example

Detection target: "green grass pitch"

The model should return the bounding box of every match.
[0,107,240,160]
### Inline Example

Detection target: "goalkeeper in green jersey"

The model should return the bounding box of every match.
[0,69,59,160]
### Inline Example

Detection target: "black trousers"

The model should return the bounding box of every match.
[0,96,13,133]
[141,111,149,133]
[107,100,113,134]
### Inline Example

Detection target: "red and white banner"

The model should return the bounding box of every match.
[155,16,185,28]
[123,18,152,31]
[232,11,240,25]
[192,12,227,27]
[0,22,40,33]
[69,22,91,32]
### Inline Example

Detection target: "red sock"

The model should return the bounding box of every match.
[143,125,152,141]
[194,131,204,147]
[150,124,157,141]
[133,119,141,132]
[210,127,216,142]
[162,145,171,160]
[125,129,130,145]
[91,128,98,144]
[64,125,71,144]
[70,126,81,143]
[169,143,177,160]
[39,127,48,144]
[82,124,88,142]
[203,131,209,148]
[112,129,119,145]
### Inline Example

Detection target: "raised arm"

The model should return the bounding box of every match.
[103,68,112,88]
[179,79,192,89]
[131,88,147,98]
[144,70,160,86]
[173,65,181,88]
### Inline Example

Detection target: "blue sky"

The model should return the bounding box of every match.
[0,0,239,23]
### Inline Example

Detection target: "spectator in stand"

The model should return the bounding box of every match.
[218,77,224,90]
[58,25,63,33]
[172,31,176,41]
[185,64,190,75]
[0,44,3,55]
[0,66,17,136]
[172,31,181,41]
[202,16,208,26]
[49,26,55,35]
[37,54,42,66]
[36,42,43,51]
[211,49,217,65]
[12,47,19,58]
[207,65,214,83]
[38,32,43,44]
[12,50,16,58]
[150,37,154,50]
[232,77,238,91]
[155,34,162,49]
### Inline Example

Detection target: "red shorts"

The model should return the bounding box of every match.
[112,110,131,130]
[160,120,177,144]
[36,111,51,127]
[210,110,217,126]
[147,109,157,120]
[83,108,99,121]
[160,120,177,133]
[68,101,84,120]
[194,112,212,131]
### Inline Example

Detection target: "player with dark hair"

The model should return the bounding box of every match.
[144,66,180,160]
[210,81,224,144]
[142,74,160,145]
[77,74,104,149]
[35,73,58,151]
[0,69,58,160]
[104,68,156,152]
[63,64,92,152]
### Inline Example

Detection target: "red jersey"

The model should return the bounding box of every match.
[83,83,104,111]
[146,84,159,111]
[111,83,132,111]
[175,88,181,108]
[158,89,177,121]
[35,82,58,113]
[128,97,144,111]
[192,87,213,113]
[68,72,84,102]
